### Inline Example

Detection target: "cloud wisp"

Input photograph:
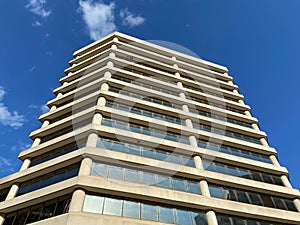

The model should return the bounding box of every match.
[120,8,145,27]
[0,86,24,128]
[0,156,15,174]
[26,0,51,18]
[78,0,116,41]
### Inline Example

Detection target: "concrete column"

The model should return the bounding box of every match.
[109,52,116,59]
[57,93,63,98]
[185,119,193,129]
[92,113,102,124]
[104,71,112,79]
[260,138,269,147]
[97,97,106,106]
[0,215,4,225]
[19,159,31,171]
[206,210,218,225]
[228,80,234,85]
[293,199,300,212]
[175,72,180,78]
[233,89,239,94]
[69,189,86,212]
[251,123,260,131]
[6,184,19,200]
[86,133,98,148]
[111,44,117,50]
[172,56,176,61]
[101,83,109,91]
[194,155,203,170]
[63,82,68,86]
[200,180,210,197]
[189,135,197,147]
[182,105,189,113]
[238,99,246,105]
[113,37,118,42]
[31,138,41,148]
[244,110,252,117]
[107,61,114,69]
[50,105,57,111]
[79,158,93,176]
[269,155,280,167]
[173,63,179,69]
[179,92,186,99]
[41,120,50,128]
[281,175,293,188]
[177,81,183,88]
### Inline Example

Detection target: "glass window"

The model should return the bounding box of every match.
[141,204,158,221]
[156,175,171,189]
[284,199,298,212]
[14,210,28,225]
[235,190,250,203]
[142,149,156,159]
[172,178,186,192]
[83,195,104,213]
[108,166,124,180]
[159,206,175,224]
[192,212,208,225]
[55,197,70,215]
[114,143,126,153]
[142,172,156,185]
[209,186,227,199]
[92,163,108,177]
[187,181,201,194]
[216,215,231,225]
[124,169,141,183]
[123,200,140,219]
[2,215,15,225]
[272,197,287,210]
[248,193,263,206]
[176,209,193,225]
[128,145,141,156]
[103,197,123,216]
[232,218,247,225]
[26,204,43,224]
[39,200,57,220]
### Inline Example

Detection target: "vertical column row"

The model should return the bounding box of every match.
[174,61,218,225]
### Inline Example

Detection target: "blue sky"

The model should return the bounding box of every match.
[0,0,299,189]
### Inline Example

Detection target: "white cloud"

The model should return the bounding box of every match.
[120,8,145,27]
[26,0,51,18]
[40,104,49,113]
[32,21,42,27]
[78,0,116,40]
[0,156,15,174]
[0,87,24,128]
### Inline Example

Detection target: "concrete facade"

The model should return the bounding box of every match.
[0,32,299,225]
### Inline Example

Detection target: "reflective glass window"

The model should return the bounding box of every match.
[83,195,104,213]
[141,204,158,221]
[103,197,123,216]
[123,200,140,219]
[176,209,193,225]
[159,206,175,224]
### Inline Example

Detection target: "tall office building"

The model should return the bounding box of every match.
[0,32,299,225]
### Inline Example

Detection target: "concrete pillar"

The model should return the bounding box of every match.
[79,158,93,176]
[86,133,98,147]
[109,52,116,59]
[19,159,31,171]
[206,210,218,225]
[238,99,245,105]
[200,180,210,197]
[31,138,41,148]
[50,105,57,111]
[194,155,203,170]
[228,80,234,85]
[175,72,180,78]
[101,83,109,91]
[182,105,189,113]
[185,119,193,129]
[57,93,63,98]
[189,135,197,147]
[260,138,269,147]
[244,110,252,117]
[172,56,176,61]
[173,63,179,69]
[92,113,103,124]
[104,71,112,79]
[69,189,86,212]
[177,81,183,88]
[107,61,114,68]
[179,92,186,99]
[111,44,117,50]
[251,123,260,131]
[97,97,106,107]
[6,184,19,200]
[41,120,50,128]
[63,82,68,86]
[0,215,4,225]
[113,37,118,42]
[269,155,280,167]
[293,199,300,212]
[281,175,293,188]
[233,89,239,94]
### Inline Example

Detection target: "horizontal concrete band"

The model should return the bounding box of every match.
[0,176,299,224]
